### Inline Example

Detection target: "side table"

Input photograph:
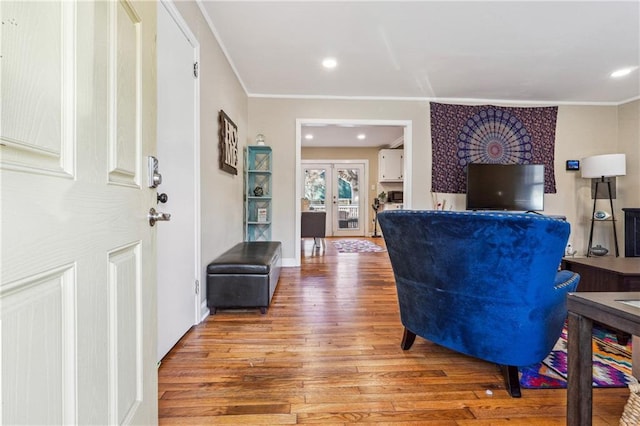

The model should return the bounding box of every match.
[562,256,640,292]
[567,292,640,426]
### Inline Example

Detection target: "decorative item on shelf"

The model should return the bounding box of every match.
[257,208,268,223]
[590,244,609,256]
[431,192,452,211]
[594,210,611,220]
[582,153,626,257]
[377,191,387,204]
[256,134,265,146]
[565,243,577,257]
[245,145,272,241]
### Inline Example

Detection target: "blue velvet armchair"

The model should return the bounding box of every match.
[377,210,580,397]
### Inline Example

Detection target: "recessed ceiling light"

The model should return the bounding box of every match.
[304,134,313,140]
[322,57,337,69]
[610,66,638,78]
[357,134,366,140]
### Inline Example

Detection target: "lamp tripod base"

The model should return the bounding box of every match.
[371,204,381,238]
[586,179,619,257]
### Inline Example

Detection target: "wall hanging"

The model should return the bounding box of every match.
[430,102,558,194]
[218,110,238,175]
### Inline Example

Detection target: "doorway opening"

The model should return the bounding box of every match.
[295,119,413,266]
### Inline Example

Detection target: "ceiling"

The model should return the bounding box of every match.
[300,124,404,148]
[199,1,639,148]
[199,1,639,106]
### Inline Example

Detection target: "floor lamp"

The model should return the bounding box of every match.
[371,198,381,238]
[581,153,626,257]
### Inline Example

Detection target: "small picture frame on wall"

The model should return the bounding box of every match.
[218,110,238,175]
[566,160,580,171]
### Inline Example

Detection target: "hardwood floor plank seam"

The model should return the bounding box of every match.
[158,238,628,425]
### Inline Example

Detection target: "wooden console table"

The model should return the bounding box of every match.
[567,292,640,426]
[562,256,640,292]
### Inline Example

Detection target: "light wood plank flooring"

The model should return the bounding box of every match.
[158,237,629,424]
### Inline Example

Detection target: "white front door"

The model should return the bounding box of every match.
[1,1,158,424]
[303,162,366,237]
[157,1,200,362]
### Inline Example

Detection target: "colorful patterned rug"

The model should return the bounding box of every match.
[332,239,386,253]
[520,323,633,389]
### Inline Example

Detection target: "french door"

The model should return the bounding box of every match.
[303,161,366,237]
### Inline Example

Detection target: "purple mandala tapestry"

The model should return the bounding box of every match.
[430,102,558,193]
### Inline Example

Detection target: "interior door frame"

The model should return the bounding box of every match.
[158,0,203,324]
[295,118,413,266]
[302,160,368,237]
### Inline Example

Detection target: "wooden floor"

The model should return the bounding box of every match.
[158,237,629,425]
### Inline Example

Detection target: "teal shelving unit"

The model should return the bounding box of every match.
[245,146,272,241]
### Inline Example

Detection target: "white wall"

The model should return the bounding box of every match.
[619,100,640,208]
[249,99,430,262]
[171,3,639,275]
[618,100,640,254]
[249,98,632,259]
[175,2,248,309]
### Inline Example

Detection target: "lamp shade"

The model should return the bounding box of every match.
[581,153,626,178]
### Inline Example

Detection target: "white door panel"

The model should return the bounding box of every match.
[157,1,199,362]
[1,1,157,424]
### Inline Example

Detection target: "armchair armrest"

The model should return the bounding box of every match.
[554,270,580,292]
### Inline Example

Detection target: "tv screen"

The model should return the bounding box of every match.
[466,163,545,211]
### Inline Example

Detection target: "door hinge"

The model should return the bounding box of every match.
[193,61,199,78]
[195,280,199,295]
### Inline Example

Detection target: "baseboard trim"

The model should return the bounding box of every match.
[199,301,210,322]
[282,257,297,267]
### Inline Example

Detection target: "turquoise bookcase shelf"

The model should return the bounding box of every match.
[245,146,272,241]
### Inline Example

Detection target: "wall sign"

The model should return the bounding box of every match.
[218,110,238,175]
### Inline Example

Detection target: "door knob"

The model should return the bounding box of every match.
[157,193,168,203]
[148,207,171,227]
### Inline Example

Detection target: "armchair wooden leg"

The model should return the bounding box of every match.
[401,328,416,350]
[500,365,522,398]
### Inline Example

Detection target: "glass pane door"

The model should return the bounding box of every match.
[303,162,366,237]
[333,166,364,236]
[303,165,329,213]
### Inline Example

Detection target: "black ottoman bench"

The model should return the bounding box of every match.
[206,241,282,314]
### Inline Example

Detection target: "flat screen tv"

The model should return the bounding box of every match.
[466,163,545,211]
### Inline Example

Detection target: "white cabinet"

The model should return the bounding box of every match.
[382,203,404,210]
[378,149,404,182]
